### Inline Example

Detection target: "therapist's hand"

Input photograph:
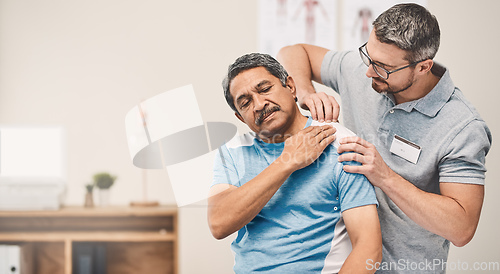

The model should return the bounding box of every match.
[337,136,396,188]
[298,92,340,123]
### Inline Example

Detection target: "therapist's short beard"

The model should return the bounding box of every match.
[371,72,415,95]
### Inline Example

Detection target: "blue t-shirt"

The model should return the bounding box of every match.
[212,117,378,273]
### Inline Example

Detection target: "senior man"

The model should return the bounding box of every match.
[207,53,381,273]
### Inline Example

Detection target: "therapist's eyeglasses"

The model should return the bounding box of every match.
[358,42,424,80]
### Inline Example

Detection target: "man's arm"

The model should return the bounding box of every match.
[340,205,382,274]
[390,180,483,247]
[277,44,339,122]
[208,161,295,240]
[207,125,336,240]
[337,136,484,247]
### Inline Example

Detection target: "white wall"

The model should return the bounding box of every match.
[0,0,498,273]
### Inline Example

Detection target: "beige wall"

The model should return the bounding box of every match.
[0,0,498,273]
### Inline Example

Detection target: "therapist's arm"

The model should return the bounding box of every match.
[277,44,339,122]
[338,136,484,247]
[339,204,382,274]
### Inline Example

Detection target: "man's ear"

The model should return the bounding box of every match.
[234,112,245,123]
[286,76,297,100]
[418,59,434,75]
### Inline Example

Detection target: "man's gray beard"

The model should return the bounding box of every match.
[372,78,414,95]
[255,106,281,126]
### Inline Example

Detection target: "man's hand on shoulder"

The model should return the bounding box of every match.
[277,125,336,172]
[299,92,340,123]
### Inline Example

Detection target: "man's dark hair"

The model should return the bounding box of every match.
[223,53,288,113]
[373,3,440,63]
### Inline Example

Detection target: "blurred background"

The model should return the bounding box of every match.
[0,0,498,273]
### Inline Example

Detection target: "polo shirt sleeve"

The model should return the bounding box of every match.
[337,161,378,212]
[211,145,240,188]
[321,50,359,93]
[439,119,492,185]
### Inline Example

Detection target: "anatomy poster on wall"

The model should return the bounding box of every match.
[259,0,428,55]
[258,0,338,57]
[341,0,427,51]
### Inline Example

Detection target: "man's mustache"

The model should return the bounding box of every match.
[255,106,281,126]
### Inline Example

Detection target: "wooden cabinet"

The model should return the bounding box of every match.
[0,206,178,274]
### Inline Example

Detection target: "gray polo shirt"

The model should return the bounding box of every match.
[321,50,492,273]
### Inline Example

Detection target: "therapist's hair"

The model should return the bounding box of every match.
[373,3,440,63]
[223,53,288,113]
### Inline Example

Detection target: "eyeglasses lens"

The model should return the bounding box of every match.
[359,45,388,79]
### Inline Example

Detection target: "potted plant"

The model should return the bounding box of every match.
[84,183,95,207]
[93,172,117,207]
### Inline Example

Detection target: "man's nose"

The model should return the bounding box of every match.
[365,64,378,78]
[253,95,267,112]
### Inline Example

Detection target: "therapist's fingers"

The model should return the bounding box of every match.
[338,136,373,149]
[316,92,340,122]
[299,93,320,121]
[299,92,339,122]
[311,95,326,122]
[327,95,340,122]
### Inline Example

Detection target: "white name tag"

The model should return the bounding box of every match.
[390,135,421,164]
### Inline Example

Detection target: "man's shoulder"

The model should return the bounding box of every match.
[448,89,486,122]
[433,88,491,143]
[310,120,356,148]
[431,66,485,123]
[223,131,258,150]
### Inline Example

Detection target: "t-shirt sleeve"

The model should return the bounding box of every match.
[337,161,378,212]
[439,119,492,185]
[211,145,240,188]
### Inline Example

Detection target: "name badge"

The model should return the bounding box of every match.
[390,135,421,164]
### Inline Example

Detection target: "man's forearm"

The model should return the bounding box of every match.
[277,44,340,122]
[338,136,484,247]
[208,158,294,239]
[379,172,483,247]
[208,125,336,239]
[277,44,319,98]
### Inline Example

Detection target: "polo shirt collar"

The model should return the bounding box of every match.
[394,63,455,117]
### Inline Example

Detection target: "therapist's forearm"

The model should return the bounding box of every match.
[277,44,318,97]
[378,172,483,247]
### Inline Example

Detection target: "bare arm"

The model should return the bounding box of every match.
[277,44,339,122]
[380,176,483,247]
[339,205,382,274]
[207,125,336,239]
[208,161,294,240]
[338,136,484,246]
[277,44,327,88]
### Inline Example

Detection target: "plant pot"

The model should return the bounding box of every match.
[99,189,110,207]
[84,192,94,207]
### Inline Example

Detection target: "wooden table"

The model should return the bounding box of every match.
[0,206,178,274]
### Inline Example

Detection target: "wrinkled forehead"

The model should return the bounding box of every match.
[229,67,276,97]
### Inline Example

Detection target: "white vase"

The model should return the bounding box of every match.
[99,189,110,207]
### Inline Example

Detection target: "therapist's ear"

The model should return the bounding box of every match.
[417,59,434,75]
